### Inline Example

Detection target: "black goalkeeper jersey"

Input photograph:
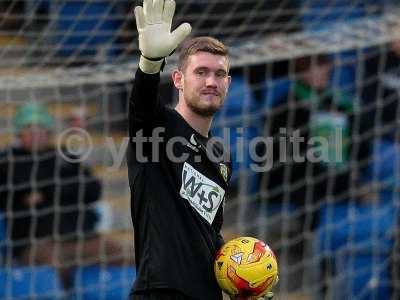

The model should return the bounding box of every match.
[128,68,231,300]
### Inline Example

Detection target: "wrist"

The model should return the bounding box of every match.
[139,55,165,74]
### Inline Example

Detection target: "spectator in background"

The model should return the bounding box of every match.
[362,38,400,142]
[361,35,400,298]
[175,0,300,41]
[259,54,369,250]
[0,0,51,32]
[0,0,25,30]
[67,106,88,129]
[0,103,127,288]
[299,0,383,96]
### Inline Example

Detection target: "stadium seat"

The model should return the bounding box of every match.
[300,0,371,31]
[364,139,400,191]
[73,265,136,300]
[317,200,397,255]
[313,200,397,299]
[332,254,392,300]
[263,78,291,107]
[53,1,123,59]
[0,265,64,299]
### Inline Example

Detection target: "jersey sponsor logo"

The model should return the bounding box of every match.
[180,162,225,224]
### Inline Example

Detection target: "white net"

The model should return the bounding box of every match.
[1,0,400,299]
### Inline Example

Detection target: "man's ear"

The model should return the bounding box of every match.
[172,70,183,90]
[227,75,232,89]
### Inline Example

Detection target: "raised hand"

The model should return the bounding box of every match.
[134,0,191,73]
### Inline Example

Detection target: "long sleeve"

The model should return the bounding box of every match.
[129,68,162,137]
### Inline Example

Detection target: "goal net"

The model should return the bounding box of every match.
[0,0,400,299]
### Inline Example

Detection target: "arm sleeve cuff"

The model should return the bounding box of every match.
[139,56,164,74]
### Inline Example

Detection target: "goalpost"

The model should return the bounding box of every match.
[0,0,400,299]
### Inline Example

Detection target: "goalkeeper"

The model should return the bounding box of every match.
[128,0,234,299]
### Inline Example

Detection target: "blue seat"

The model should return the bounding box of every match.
[364,139,400,191]
[314,200,397,299]
[333,254,391,300]
[0,265,64,299]
[73,265,136,300]
[300,0,372,31]
[317,201,396,254]
[263,78,291,107]
[53,1,123,59]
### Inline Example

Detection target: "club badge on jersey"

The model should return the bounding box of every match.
[219,163,228,183]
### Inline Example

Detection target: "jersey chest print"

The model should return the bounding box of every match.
[180,162,225,224]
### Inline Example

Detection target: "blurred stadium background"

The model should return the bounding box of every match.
[1,0,400,299]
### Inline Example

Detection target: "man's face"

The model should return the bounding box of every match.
[390,40,400,56]
[173,52,231,117]
[301,63,332,91]
[19,124,51,151]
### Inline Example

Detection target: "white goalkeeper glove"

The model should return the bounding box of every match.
[134,0,192,74]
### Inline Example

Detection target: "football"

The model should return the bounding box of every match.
[214,237,279,299]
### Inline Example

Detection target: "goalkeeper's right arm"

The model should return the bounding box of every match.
[134,0,191,74]
[129,0,191,137]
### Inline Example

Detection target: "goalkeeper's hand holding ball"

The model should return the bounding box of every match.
[134,0,192,73]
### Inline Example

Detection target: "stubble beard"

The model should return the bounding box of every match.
[185,93,224,117]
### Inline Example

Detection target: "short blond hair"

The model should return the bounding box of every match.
[177,36,229,71]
